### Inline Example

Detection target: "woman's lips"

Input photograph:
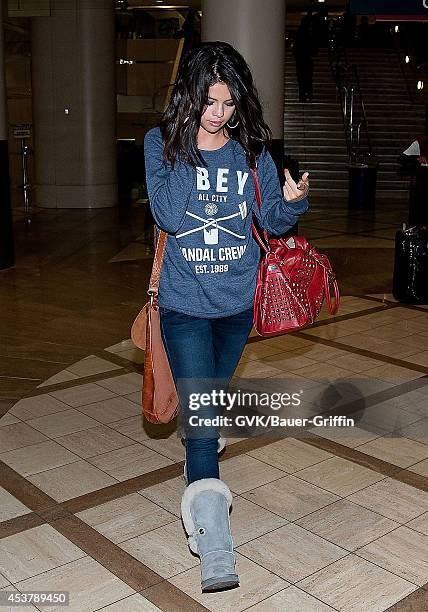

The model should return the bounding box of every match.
[209,120,223,126]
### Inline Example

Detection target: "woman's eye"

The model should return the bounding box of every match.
[206,101,235,107]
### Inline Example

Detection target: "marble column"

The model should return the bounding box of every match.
[0,0,14,268]
[31,0,117,208]
[201,0,286,168]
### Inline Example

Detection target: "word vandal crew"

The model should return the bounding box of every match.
[144,126,308,317]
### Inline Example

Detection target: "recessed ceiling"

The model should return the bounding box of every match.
[126,1,347,12]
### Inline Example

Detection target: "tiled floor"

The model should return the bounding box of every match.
[1,200,428,610]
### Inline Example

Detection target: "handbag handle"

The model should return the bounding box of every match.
[323,267,340,315]
[250,168,270,253]
[148,227,167,304]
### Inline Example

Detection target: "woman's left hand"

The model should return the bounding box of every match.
[283,169,309,202]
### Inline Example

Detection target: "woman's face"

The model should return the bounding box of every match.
[200,82,236,134]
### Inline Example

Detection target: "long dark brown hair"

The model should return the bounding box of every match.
[159,41,272,169]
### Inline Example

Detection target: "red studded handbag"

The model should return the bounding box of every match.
[251,169,340,337]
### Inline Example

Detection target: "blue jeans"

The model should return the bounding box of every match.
[159,307,253,484]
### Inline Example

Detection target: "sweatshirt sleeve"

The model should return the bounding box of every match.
[252,147,309,235]
[143,127,195,233]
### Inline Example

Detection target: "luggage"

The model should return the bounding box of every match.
[393,225,428,304]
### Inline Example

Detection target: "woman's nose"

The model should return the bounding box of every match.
[213,104,224,117]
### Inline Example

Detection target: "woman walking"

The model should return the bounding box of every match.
[143,41,309,592]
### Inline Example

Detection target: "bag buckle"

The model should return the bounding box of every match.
[147,289,155,305]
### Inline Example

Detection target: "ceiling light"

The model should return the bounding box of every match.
[417,80,424,90]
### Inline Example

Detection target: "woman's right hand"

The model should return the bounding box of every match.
[283,168,309,202]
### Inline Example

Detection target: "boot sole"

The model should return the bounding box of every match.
[201,574,240,592]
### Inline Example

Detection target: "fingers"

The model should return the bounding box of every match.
[284,168,297,191]
[283,181,295,201]
[283,169,310,201]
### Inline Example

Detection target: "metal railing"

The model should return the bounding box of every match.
[328,37,375,165]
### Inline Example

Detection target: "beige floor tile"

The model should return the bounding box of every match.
[297,344,347,361]
[9,394,71,421]
[325,353,386,373]
[0,487,31,522]
[309,425,381,447]
[373,342,422,359]
[230,496,288,546]
[335,334,417,358]
[108,415,150,442]
[357,526,428,586]
[260,352,319,371]
[105,339,135,353]
[242,475,339,521]
[0,440,80,476]
[27,409,101,438]
[139,476,185,517]
[237,523,347,583]
[247,438,332,472]
[123,391,141,404]
[292,363,355,382]
[87,443,173,481]
[358,403,421,434]
[220,454,286,494]
[76,492,176,543]
[399,334,428,351]
[49,383,117,407]
[268,371,323,389]
[169,551,289,612]
[295,456,385,496]
[402,351,428,367]
[0,412,20,426]
[366,323,419,342]
[27,460,117,502]
[356,436,428,468]
[304,319,374,340]
[346,478,428,523]
[119,520,198,579]
[115,348,145,365]
[234,360,284,379]
[66,355,122,377]
[240,343,284,362]
[141,435,186,462]
[398,419,428,445]
[0,524,86,583]
[0,576,11,588]
[15,556,134,612]
[262,335,313,351]
[56,425,135,458]
[76,396,141,424]
[297,554,416,612]
[96,372,142,395]
[393,389,428,412]
[365,364,425,383]
[99,594,163,611]
[0,422,48,453]
[408,458,428,477]
[38,369,79,387]
[246,585,335,611]
[406,512,428,535]
[0,585,40,611]
[296,499,399,551]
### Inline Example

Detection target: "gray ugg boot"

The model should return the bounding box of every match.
[181,478,239,592]
[183,437,226,485]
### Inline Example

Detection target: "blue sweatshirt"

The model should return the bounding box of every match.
[144,126,308,318]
